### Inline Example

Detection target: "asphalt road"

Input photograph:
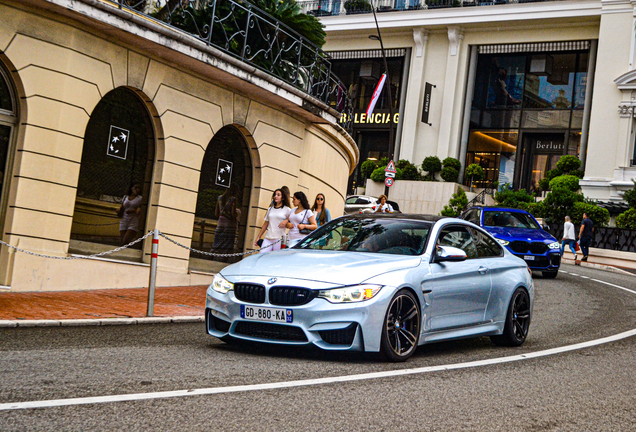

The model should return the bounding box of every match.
[1,264,635,431]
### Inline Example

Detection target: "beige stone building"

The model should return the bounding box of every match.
[312,0,635,205]
[0,0,357,291]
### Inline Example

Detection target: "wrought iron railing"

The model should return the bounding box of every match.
[545,225,636,253]
[112,0,353,131]
[462,183,497,212]
[298,0,565,15]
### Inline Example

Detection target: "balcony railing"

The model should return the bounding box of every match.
[298,0,558,15]
[112,0,353,132]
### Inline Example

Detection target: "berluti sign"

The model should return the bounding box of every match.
[534,140,564,152]
[339,109,399,128]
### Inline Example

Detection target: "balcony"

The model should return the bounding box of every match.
[298,0,565,15]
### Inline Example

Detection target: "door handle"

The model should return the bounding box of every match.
[478,267,489,275]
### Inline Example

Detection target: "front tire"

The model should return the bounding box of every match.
[491,287,531,347]
[380,289,421,362]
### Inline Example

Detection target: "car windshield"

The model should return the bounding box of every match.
[483,211,541,229]
[294,218,431,255]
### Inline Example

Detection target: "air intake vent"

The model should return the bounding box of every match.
[269,286,318,306]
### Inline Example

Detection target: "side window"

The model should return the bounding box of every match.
[346,197,357,205]
[355,197,369,204]
[436,225,478,259]
[466,209,480,225]
[470,228,504,258]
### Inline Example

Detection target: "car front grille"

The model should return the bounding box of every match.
[269,286,318,306]
[234,283,265,304]
[530,242,548,254]
[510,241,548,254]
[509,241,530,253]
[319,323,358,346]
[234,321,308,342]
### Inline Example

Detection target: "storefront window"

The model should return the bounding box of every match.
[467,48,590,190]
[466,131,518,187]
[523,53,576,109]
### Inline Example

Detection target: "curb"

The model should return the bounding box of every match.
[0,316,205,328]
[561,259,635,276]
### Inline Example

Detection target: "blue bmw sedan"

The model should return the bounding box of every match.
[462,206,561,278]
[206,214,534,362]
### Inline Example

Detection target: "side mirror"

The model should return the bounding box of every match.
[433,245,468,263]
[543,224,550,230]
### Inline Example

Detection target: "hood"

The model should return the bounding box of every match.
[484,226,557,242]
[221,249,422,286]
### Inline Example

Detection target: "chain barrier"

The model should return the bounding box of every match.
[0,231,278,260]
[158,232,280,258]
[0,231,154,260]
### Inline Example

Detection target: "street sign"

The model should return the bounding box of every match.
[385,172,395,178]
[385,160,397,173]
[385,177,394,187]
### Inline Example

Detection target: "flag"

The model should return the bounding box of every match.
[366,73,386,117]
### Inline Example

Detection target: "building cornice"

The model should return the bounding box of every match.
[321,1,601,32]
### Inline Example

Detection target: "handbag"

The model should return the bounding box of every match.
[299,210,312,235]
[256,239,264,247]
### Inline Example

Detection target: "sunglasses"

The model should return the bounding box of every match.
[317,197,324,201]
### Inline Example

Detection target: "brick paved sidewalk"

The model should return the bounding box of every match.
[0,285,207,321]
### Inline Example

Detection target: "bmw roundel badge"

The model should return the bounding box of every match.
[268,278,277,285]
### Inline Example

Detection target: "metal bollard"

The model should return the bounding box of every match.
[146,229,159,317]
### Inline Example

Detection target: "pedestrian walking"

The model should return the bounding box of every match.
[311,193,331,227]
[255,188,291,253]
[578,212,594,263]
[284,191,317,248]
[561,215,577,260]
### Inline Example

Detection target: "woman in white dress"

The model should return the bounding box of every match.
[284,191,318,248]
[255,188,291,253]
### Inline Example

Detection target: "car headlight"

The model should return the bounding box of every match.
[211,273,233,294]
[496,238,509,246]
[548,241,560,250]
[318,284,382,303]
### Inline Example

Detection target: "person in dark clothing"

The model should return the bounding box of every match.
[578,213,594,263]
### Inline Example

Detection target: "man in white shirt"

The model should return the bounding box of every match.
[561,215,577,259]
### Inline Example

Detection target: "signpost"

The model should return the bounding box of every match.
[385,160,396,188]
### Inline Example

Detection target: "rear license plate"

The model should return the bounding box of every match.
[524,255,535,261]
[240,305,293,323]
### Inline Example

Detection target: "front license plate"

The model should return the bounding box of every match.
[524,255,535,261]
[240,305,293,323]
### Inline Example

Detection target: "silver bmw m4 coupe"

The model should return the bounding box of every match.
[206,214,534,361]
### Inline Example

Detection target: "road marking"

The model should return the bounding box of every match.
[2,276,635,411]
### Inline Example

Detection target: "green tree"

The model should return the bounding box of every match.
[494,189,535,209]
[570,202,610,227]
[465,163,484,191]
[360,160,378,180]
[440,167,459,183]
[623,180,636,208]
[548,175,580,192]
[555,155,582,173]
[440,188,468,217]
[616,208,636,229]
[421,156,442,181]
[442,157,461,171]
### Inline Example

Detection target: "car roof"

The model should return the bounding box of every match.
[345,213,445,223]
[468,206,530,214]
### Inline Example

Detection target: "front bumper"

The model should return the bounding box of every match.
[510,249,561,271]
[205,284,395,353]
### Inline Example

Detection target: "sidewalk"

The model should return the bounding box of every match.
[0,285,207,327]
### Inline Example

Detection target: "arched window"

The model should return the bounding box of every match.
[71,88,154,257]
[0,65,17,220]
[190,126,252,269]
